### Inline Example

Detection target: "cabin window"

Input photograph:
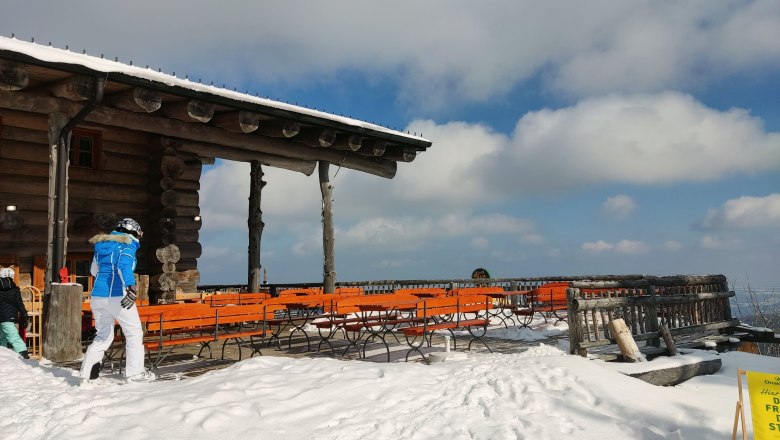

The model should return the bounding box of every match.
[69,128,101,169]
[65,253,94,293]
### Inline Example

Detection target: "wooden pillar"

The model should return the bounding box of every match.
[42,283,82,362]
[319,161,335,294]
[45,112,69,295]
[149,142,185,303]
[248,161,266,293]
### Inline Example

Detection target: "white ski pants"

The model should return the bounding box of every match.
[79,296,144,378]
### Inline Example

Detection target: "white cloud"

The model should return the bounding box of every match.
[582,239,649,254]
[700,235,743,249]
[603,195,636,220]
[663,241,684,251]
[582,240,614,252]
[337,213,536,250]
[475,93,780,195]
[699,193,780,229]
[614,240,650,255]
[5,2,777,111]
[471,236,490,250]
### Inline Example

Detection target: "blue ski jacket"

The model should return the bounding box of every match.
[88,232,139,298]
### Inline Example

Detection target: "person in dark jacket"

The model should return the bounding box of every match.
[0,266,29,359]
[79,218,155,383]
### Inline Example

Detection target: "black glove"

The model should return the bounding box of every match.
[121,286,138,309]
[18,316,28,328]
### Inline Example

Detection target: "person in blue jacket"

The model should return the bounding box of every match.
[79,218,155,383]
[0,266,29,359]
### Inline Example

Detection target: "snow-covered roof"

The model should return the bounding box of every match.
[0,36,430,147]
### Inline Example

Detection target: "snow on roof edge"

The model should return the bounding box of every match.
[0,36,430,144]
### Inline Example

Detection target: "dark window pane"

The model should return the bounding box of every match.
[80,137,93,152]
[79,152,92,167]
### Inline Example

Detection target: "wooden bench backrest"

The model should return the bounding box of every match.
[394,287,447,297]
[326,293,417,314]
[278,287,323,297]
[144,304,275,331]
[417,294,491,318]
[206,292,270,306]
[528,282,569,305]
[334,286,364,297]
[448,286,505,296]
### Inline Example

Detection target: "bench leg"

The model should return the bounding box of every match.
[466,325,492,353]
[403,333,428,364]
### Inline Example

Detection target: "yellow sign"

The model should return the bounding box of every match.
[747,371,780,439]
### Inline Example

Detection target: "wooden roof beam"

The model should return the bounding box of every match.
[167,136,317,175]
[162,99,214,123]
[296,127,336,148]
[0,60,28,91]
[331,133,363,151]
[355,139,387,157]
[383,146,417,163]
[210,110,261,133]
[50,75,99,101]
[0,90,397,179]
[256,119,300,138]
[108,87,162,113]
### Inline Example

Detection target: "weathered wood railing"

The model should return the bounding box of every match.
[567,275,737,357]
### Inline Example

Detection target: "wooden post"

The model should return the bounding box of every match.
[659,323,679,356]
[42,283,82,362]
[568,287,587,357]
[609,318,645,362]
[45,112,69,294]
[645,284,660,347]
[319,161,335,294]
[248,161,266,293]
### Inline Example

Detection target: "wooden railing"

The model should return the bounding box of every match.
[566,275,736,357]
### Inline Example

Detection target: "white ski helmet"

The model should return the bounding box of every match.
[115,217,143,238]
[0,267,14,279]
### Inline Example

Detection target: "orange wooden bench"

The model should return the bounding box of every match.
[277,287,323,297]
[514,282,569,325]
[394,287,447,298]
[400,294,493,364]
[205,292,270,306]
[142,303,280,369]
[449,286,529,328]
[315,293,421,360]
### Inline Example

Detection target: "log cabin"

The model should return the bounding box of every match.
[0,36,432,303]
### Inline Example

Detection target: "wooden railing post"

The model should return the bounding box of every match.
[646,284,660,347]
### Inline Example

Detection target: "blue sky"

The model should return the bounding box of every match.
[3,1,779,288]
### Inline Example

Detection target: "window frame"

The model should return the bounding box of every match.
[69,127,102,169]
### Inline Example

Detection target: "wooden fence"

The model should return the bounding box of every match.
[566,275,737,357]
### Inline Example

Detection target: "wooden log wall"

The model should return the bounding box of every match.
[0,108,202,290]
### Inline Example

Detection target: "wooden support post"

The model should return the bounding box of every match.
[45,112,69,294]
[609,318,645,362]
[248,161,266,293]
[319,161,335,294]
[42,283,82,362]
[659,324,679,356]
[645,284,660,347]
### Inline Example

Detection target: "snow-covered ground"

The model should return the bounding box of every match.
[1,320,777,440]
